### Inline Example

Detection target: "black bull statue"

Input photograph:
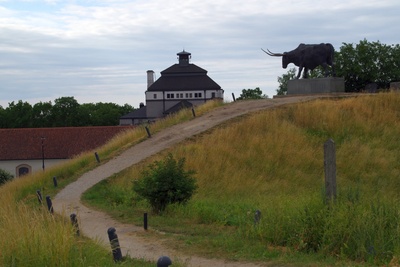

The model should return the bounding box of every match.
[262,43,336,79]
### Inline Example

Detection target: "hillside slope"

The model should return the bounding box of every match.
[54,94,354,267]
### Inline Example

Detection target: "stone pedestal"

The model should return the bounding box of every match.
[287,77,345,95]
[390,81,400,90]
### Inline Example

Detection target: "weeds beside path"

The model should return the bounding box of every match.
[54,95,351,267]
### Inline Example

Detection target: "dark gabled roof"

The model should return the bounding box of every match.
[161,63,207,75]
[0,126,133,160]
[164,100,193,115]
[147,75,221,91]
[120,106,147,119]
[147,61,221,92]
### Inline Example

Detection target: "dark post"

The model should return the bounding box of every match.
[254,210,261,225]
[41,136,46,171]
[157,256,172,267]
[53,176,58,187]
[191,107,196,117]
[70,213,80,236]
[107,227,122,262]
[232,93,236,102]
[324,139,337,203]
[144,213,148,230]
[46,195,53,214]
[36,190,43,204]
[94,152,100,163]
[145,126,151,138]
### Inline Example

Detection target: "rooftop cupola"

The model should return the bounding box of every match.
[177,50,191,66]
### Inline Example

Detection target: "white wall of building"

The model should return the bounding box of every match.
[0,159,66,178]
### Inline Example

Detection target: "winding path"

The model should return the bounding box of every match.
[53,95,338,266]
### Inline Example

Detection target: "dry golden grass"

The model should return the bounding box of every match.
[0,100,224,266]
[81,92,400,264]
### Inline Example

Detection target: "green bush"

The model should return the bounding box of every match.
[0,169,13,185]
[133,153,197,213]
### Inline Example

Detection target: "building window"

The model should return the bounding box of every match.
[16,164,31,177]
[185,93,189,98]
[179,93,183,98]
[195,93,202,98]
[153,94,157,99]
[211,92,216,98]
[167,93,174,99]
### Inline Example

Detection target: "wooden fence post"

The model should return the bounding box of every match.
[324,139,337,203]
[144,213,148,230]
[36,190,43,204]
[145,126,151,138]
[70,213,80,236]
[94,152,100,163]
[107,227,122,262]
[46,196,54,214]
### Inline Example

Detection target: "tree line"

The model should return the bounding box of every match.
[276,39,400,95]
[0,96,133,128]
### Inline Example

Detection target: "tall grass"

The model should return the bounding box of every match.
[0,100,223,267]
[84,92,400,265]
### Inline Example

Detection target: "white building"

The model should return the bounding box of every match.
[120,50,224,125]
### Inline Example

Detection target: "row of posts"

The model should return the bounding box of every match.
[37,186,171,265]
[107,226,171,266]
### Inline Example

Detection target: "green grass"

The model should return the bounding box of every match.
[83,92,400,266]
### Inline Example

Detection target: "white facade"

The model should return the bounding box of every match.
[0,159,66,178]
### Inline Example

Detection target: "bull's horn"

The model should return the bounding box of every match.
[261,48,283,57]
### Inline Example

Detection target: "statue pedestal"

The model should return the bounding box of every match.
[288,77,345,95]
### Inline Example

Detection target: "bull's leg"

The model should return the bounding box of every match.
[303,68,309,79]
[319,63,329,77]
[331,63,336,77]
[296,66,303,79]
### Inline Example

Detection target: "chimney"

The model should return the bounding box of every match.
[147,70,155,88]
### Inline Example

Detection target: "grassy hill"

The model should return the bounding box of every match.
[2,93,400,266]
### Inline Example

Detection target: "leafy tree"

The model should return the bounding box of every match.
[32,101,53,127]
[97,103,127,126]
[51,96,81,127]
[0,169,13,185]
[133,153,197,213]
[0,97,135,128]
[121,103,134,115]
[335,39,400,92]
[4,101,33,128]
[276,68,296,95]
[237,87,266,100]
[0,106,5,128]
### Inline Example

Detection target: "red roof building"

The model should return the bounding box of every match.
[0,126,133,177]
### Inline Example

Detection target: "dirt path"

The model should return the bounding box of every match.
[53,95,341,267]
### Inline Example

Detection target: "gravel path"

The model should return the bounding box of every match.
[53,95,339,267]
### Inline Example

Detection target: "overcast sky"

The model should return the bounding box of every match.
[1,0,399,108]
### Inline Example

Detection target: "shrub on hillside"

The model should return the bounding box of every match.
[132,153,197,213]
[0,169,13,185]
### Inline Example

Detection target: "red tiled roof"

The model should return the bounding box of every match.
[0,126,133,160]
